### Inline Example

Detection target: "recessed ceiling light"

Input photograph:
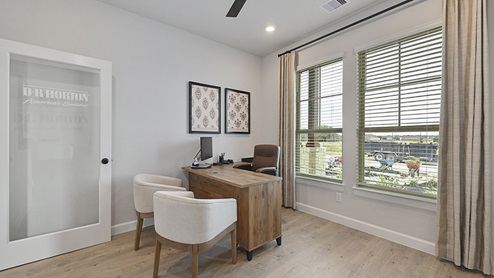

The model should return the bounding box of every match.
[265,26,275,32]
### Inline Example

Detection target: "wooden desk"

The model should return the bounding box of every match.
[182,164,282,260]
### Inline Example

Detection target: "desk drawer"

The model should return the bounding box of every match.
[189,174,234,199]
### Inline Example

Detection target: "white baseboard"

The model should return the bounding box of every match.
[111,218,154,236]
[296,202,436,255]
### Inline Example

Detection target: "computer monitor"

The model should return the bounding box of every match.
[192,137,213,167]
[200,137,213,161]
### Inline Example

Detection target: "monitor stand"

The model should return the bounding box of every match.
[191,163,211,169]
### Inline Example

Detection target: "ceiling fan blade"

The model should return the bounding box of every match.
[226,0,247,17]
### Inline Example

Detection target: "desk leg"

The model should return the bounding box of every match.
[276,236,282,246]
[246,251,253,261]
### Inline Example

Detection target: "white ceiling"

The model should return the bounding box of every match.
[97,0,387,57]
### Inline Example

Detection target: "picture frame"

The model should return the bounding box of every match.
[189,81,221,134]
[225,88,250,134]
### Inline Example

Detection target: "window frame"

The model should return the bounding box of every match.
[296,58,343,183]
[356,26,442,198]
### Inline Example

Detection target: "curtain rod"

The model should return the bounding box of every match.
[278,0,415,57]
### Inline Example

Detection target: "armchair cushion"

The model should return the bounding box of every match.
[153,191,237,245]
[232,162,253,171]
[133,174,185,213]
[252,155,276,171]
[256,166,277,175]
[135,174,182,187]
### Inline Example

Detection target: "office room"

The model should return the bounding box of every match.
[0,0,493,277]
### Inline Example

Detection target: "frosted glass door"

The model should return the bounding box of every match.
[0,39,112,270]
[9,55,100,240]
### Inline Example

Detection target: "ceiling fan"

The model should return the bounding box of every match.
[226,0,247,18]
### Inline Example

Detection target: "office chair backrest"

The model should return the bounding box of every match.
[251,144,280,172]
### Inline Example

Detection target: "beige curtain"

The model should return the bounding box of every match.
[279,52,296,208]
[437,0,492,274]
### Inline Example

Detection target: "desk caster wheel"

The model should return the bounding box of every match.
[276,237,282,246]
[246,251,253,261]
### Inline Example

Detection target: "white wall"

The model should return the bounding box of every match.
[262,0,444,254]
[0,0,274,228]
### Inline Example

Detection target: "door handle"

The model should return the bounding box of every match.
[101,158,109,164]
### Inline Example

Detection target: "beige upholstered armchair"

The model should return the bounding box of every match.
[152,191,237,278]
[133,174,186,251]
[233,144,280,176]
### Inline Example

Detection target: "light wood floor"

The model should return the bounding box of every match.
[0,209,487,278]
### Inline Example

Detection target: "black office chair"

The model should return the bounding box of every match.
[233,144,280,176]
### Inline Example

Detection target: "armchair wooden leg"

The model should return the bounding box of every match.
[134,212,143,251]
[192,245,199,278]
[153,238,162,278]
[231,227,237,264]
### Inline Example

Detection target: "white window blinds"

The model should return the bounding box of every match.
[359,27,442,130]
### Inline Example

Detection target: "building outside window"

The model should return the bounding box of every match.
[296,58,343,182]
[357,27,442,197]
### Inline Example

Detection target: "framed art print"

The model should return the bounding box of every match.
[225,88,250,134]
[189,81,221,133]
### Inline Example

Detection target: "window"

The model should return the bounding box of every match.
[357,27,442,197]
[296,58,343,182]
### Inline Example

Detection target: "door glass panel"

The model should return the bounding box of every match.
[9,55,101,241]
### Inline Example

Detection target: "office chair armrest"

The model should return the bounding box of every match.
[255,167,277,175]
[233,162,252,171]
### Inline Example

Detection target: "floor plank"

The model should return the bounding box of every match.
[0,209,487,277]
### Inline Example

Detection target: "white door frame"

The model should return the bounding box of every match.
[0,38,112,270]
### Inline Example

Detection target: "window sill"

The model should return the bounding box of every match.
[352,186,437,212]
[296,176,344,192]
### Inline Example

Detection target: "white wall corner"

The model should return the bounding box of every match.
[296,202,436,255]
